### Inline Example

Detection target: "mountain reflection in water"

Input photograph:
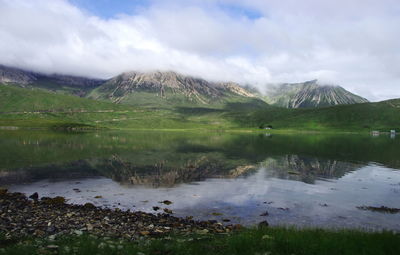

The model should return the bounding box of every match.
[1,130,399,230]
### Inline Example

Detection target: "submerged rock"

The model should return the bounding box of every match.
[42,196,65,205]
[159,200,173,205]
[258,221,269,228]
[83,203,96,209]
[29,192,39,200]
[357,206,400,214]
[163,208,173,214]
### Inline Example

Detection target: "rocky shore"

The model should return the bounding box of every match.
[0,190,236,240]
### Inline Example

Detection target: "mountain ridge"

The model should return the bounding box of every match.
[264,79,369,108]
[0,65,105,96]
[0,64,371,109]
[88,70,258,107]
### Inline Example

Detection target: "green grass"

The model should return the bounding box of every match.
[1,84,400,132]
[229,99,400,132]
[0,84,247,130]
[0,84,130,113]
[1,227,399,255]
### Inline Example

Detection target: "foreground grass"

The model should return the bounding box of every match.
[1,227,399,255]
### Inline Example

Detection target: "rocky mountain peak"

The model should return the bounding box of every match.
[90,70,256,105]
[265,80,369,108]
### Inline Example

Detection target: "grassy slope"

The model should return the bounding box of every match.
[0,84,132,128]
[1,84,400,131]
[29,78,91,96]
[0,84,129,113]
[229,99,400,131]
[1,228,399,255]
[0,84,239,129]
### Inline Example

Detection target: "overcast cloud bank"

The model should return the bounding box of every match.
[0,0,399,101]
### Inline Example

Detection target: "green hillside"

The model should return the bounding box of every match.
[26,77,97,97]
[0,84,133,128]
[0,84,240,129]
[231,99,400,131]
[0,84,127,113]
[1,83,399,132]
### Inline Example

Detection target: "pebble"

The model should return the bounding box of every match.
[74,230,83,236]
[0,191,233,240]
[46,245,59,250]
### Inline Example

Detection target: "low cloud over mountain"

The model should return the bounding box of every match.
[1,0,399,101]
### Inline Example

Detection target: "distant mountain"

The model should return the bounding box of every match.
[0,65,104,96]
[0,65,263,107]
[88,71,259,107]
[0,65,370,109]
[264,80,369,108]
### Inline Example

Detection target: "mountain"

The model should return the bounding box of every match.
[0,65,263,107]
[1,65,369,109]
[87,71,258,107]
[264,79,369,108]
[0,65,104,96]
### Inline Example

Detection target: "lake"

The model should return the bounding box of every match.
[1,130,399,231]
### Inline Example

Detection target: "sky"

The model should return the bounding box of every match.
[0,0,399,101]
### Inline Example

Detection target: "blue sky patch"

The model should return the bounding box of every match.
[69,0,151,18]
[217,3,263,20]
[69,0,263,20]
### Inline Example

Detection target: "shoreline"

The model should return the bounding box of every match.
[0,189,400,255]
[2,190,400,254]
[0,190,236,240]
[0,125,386,135]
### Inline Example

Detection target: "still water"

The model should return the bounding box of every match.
[1,130,399,230]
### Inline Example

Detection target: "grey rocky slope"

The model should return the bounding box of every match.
[88,71,257,106]
[264,79,369,108]
[0,65,38,85]
[0,65,104,96]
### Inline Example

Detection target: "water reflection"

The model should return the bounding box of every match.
[1,130,400,230]
[261,155,362,184]
[1,130,399,185]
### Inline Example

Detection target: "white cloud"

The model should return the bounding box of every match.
[0,0,399,101]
